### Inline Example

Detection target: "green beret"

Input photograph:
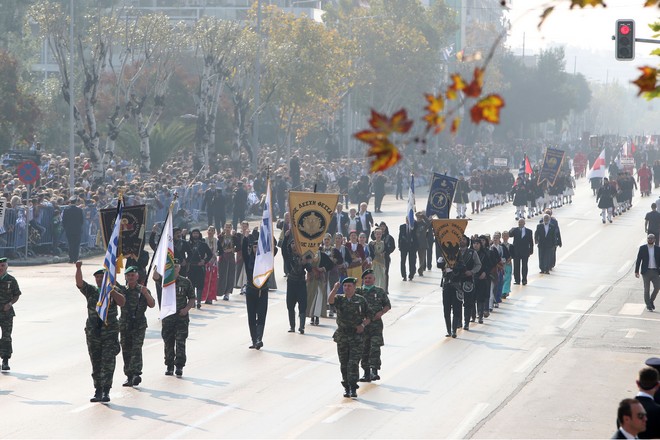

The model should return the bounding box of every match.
[0,257,7,263]
[125,266,139,274]
[342,277,357,285]
[361,269,374,279]
[93,269,105,276]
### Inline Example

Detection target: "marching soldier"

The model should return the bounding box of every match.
[328,278,371,398]
[154,259,195,377]
[75,261,125,402]
[118,266,155,387]
[357,269,390,383]
[0,257,21,371]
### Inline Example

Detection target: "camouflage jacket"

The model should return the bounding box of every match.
[170,276,196,316]
[356,286,390,317]
[80,281,118,331]
[118,284,149,328]
[0,273,21,318]
[334,293,371,335]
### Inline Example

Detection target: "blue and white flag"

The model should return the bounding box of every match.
[426,173,457,219]
[97,198,123,324]
[253,178,274,288]
[407,174,416,231]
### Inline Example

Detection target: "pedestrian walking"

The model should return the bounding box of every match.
[0,257,21,372]
[635,233,660,311]
[357,269,390,383]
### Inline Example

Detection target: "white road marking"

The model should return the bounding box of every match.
[567,219,578,227]
[448,402,489,438]
[619,303,646,316]
[559,314,580,330]
[618,260,632,273]
[623,328,648,338]
[322,401,373,424]
[167,404,237,439]
[565,300,595,312]
[590,284,608,298]
[322,407,353,424]
[514,347,546,373]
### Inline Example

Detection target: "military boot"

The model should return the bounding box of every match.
[1,358,9,371]
[90,388,102,403]
[358,368,371,382]
[349,383,358,398]
[101,386,111,403]
[341,381,350,398]
[371,368,380,381]
[122,376,133,387]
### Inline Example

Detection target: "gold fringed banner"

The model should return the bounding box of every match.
[288,191,339,258]
[432,219,468,269]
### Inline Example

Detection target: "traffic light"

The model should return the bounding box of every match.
[615,19,635,60]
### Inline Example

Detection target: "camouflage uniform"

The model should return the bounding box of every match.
[0,272,21,361]
[118,284,149,379]
[79,281,120,389]
[333,294,371,388]
[357,285,390,375]
[162,276,195,369]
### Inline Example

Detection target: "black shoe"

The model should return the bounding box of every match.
[408,275,414,280]
[165,366,174,376]
[204,300,212,304]
[196,302,201,309]
[451,332,457,338]
[288,328,295,333]
[249,343,256,349]
[90,388,103,403]
[470,317,475,322]
[513,281,520,285]
[463,325,469,330]
[255,340,263,350]
[132,375,142,386]
[122,376,133,387]
[359,370,372,382]
[522,281,527,285]
[1,358,9,371]
[350,385,358,398]
[298,328,304,334]
[445,333,451,338]
[175,368,183,377]
[371,368,380,381]
[402,277,407,281]
[478,318,484,324]
[101,387,111,403]
[342,381,350,398]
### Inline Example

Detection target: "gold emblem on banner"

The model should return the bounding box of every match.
[432,219,468,269]
[289,191,339,258]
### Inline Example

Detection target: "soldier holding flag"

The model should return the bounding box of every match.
[75,261,125,403]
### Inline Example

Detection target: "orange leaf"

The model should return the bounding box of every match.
[389,109,414,134]
[644,0,660,5]
[354,130,387,144]
[470,94,505,124]
[447,74,466,100]
[367,139,402,172]
[368,110,392,132]
[450,118,461,135]
[463,68,484,98]
[632,66,658,96]
[424,93,444,113]
[569,0,606,8]
[423,113,445,134]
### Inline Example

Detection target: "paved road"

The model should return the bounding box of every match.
[2,178,658,438]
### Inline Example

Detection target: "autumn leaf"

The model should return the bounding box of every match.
[538,6,554,29]
[470,94,505,124]
[569,0,607,8]
[632,66,659,96]
[366,138,402,172]
[424,93,444,113]
[645,0,660,6]
[463,68,484,98]
[354,130,387,144]
[447,74,466,100]
[423,112,445,134]
[367,108,413,135]
[450,118,461,135]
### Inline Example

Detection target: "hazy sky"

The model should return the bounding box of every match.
[504,0,659,82]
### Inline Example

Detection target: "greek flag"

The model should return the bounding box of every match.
[253,178,274,289]
[407,174,416,231]
[97,198,123,323]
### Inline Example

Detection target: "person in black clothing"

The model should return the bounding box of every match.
[282,232,312,334]
[372,173,387,213]
[62,196,84,263]
[473,236,494,324]
[202,185,226,231]
[337,171,350,206]
[635,367,660,439]
[398,219,417,281]
[187,229,213,309]
[242,228,278,349]
[232,181,248,230]
[202,183,217,227]
[274,175,288,220]
[289,155,301,191]
[395,171,404,200]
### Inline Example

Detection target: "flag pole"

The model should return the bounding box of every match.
[115,192,123,290]
[145,193,177,284]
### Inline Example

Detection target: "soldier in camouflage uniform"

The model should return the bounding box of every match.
[154,259,195,377]
[75,261,126,402]
[117,266,155,387]
[357,269,391,383]
[0,257,21,372]
[328,277,371,398]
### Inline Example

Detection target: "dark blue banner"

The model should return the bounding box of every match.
[538,148,565,186]
[425,173,457,219]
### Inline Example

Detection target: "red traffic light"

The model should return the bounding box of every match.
[619,24,630,35]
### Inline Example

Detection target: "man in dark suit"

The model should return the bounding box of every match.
[635,367,660,439]
[232,181,248,230]
[356,202,374,239]
[398,219,417,281]
[62,196,84,264]
[635,233,660,311]
[612,398,647,439]
[509,218,534,285]
[328,203,349,237]
[534,214,558,274]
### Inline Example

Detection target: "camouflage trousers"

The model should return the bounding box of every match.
[120,325,146,377]
[335,331,363,385]
[85,326,120,388]
[0,315,13,359]
[162,315,189,368]
[361,321,384,370]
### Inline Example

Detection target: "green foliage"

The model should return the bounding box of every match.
[117,121,194,170]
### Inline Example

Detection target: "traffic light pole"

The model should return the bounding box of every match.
[635,37,660,44]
